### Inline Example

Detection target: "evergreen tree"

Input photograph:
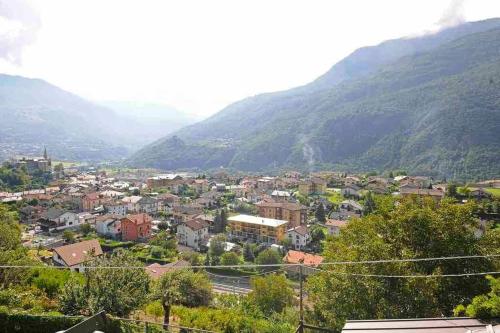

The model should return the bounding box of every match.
[220,209,228,231]
[315,203,326,223]
[364,192,376,215]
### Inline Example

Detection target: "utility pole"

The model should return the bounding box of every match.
[298,264,304,333]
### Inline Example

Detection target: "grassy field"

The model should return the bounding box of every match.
[323,188,343,204]
[485,188,500,197]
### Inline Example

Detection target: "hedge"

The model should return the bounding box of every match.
[0,311,164,333]
[0,312,82,333]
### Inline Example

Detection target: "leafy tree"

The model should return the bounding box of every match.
[209,234,226,265]
[306,197,500,331]
[0,204,34,287]
[157,221,169,231]
[315,203,326,223]
[149,231,177,252]
[59,251,150,317]
[53,163,64,173]
[31,268,73,297]
[79,223,92,236]
[151,246,166,259]
[454,275,500,319]
[152,269,212,328]
[248,274,295,316]
[181,252,204,266]
[243,243,255,262]
[62,230,75,243]
[221,252,240,266]
[255,249,282,271]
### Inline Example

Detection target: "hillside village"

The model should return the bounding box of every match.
[1,151,499,280]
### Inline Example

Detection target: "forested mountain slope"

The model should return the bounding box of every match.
[129,19,500,179]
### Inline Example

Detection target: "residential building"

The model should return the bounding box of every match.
[52,239,103,272]
[176,218,209,251]
[228,214,289,244]
[96,215,122,239]
[147,174,184,190]
[81,192,107,211]
[286,225,310,250]
[283,250,324,276]
[192,179,209,194]
[145,260,191,279]
[341,185,361,198]
[105,201,128,215]
[271,190,291,202]
[298,177,327,195]
[326,219,348,235]
[399,188,445,201]
[121,213,153,241]
[256,201,307,228]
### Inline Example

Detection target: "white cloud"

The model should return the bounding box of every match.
[1,0,500,116]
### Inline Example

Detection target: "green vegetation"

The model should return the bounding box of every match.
[152,269,212,327]
[128,20,500,180]
[485,188,500,198]
[306,197,500,331]
[454,275,500,319]
[59,251,150,317]
[323,189,343,205]
[0,163,52,192]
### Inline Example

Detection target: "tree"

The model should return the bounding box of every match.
[243,243,255,262]
[0,204,34,287]
[363,192,376,215]
[153,269,212,328]
[446,183,459,198]
[59,251,150,317]
[248,274,295,316]
[209,234,226,265]
[213,211,223,233]
[221,252,240,266]
[255,249,282,271]
[79,223,92,236]
[62,230,75,243]
[306,197,500,331]
[315,203,326,223]
[157,221,169,231]
[220,209,228,231]
[454,275,500,319]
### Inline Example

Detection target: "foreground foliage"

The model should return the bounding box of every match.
[306,196,500,331]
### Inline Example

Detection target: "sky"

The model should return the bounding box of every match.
[1,0,500,118]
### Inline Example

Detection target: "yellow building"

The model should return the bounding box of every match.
[228,214,288,244]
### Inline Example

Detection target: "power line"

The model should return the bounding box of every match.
[1,253,498,270]
[307,266,500,278]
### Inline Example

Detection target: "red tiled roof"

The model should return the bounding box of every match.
[145,260,191,279]
[284,250,323,266]
[53,239,103,267]
[122,213,152,225]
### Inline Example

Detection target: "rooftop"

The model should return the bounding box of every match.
[228,214,288,228]
[342,318,498,333]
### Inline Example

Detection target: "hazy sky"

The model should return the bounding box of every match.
[1,0,500,117]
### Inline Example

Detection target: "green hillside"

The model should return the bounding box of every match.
[128,20,500,180]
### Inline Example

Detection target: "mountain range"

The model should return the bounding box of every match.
[0,76,195,161]
[128,18,500,180]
